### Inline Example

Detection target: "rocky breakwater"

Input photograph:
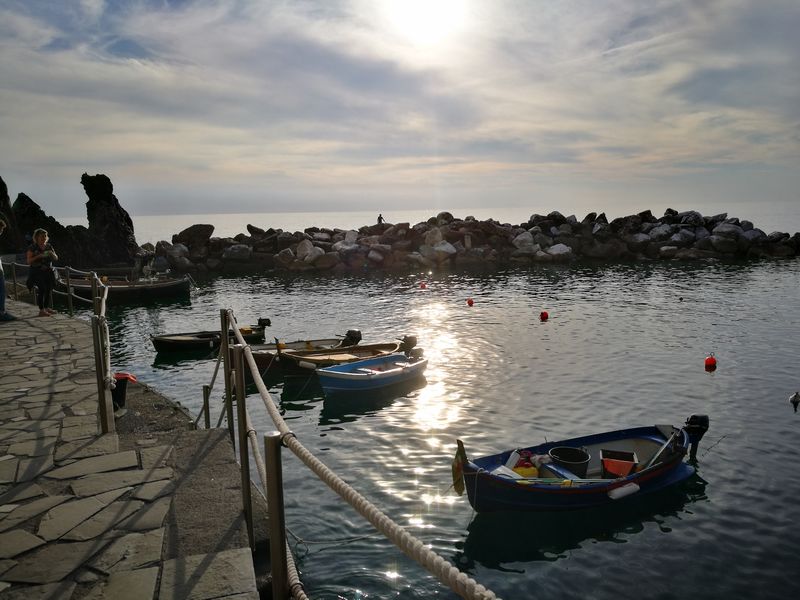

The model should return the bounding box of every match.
[150,209,800,275]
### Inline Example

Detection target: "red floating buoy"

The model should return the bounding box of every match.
[539,311,549,322]
[419,282,427,289]
[467,298,474,307]
[704,353,717,371]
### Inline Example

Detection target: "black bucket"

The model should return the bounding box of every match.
[548,446,590,478]
[111,372,137,411]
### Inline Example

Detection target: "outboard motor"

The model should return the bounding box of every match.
[341,329,362,347]
[684,414,710,460]
[257,318,272,328]
[409,347,424,360]
[399,335,418,356]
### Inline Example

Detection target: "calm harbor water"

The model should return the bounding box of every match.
[91,258,800,600]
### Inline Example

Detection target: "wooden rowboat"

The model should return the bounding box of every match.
[247,329,363,372]
[453,415,709,512]
[152,319,271,353]
[277,335,417,372]
[317,353,428,395]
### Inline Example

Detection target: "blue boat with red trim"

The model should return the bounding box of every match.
[452,415,709,512]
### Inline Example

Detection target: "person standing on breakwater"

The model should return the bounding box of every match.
[377,214,385,224]
[26,228,58,317]
[0,219,17,321]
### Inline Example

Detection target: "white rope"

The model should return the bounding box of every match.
[225,314,308,599]
[99,315,115,390]
[225,309,499,600]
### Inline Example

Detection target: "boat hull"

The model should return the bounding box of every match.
[60,276,191,302]
[460,426,695,512]
[247,338,347,372]
[317,354,427,393]
[152,326,266,353]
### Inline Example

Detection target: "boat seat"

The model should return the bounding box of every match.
[356,368,382,375]
[539,462,580,481]
[312,353,360,361]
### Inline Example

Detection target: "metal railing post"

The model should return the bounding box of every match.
[233,344,254,550]
[265,431,289,599]
[221,309,235,449]
[91,315,115,433]
[202,384,211,429]
[65,268,74,316]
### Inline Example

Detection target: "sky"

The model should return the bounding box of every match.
[0,0,798,219]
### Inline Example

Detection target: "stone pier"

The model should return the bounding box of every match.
[0,299,261,599]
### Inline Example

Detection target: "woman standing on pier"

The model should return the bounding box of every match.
[26,228,58,317]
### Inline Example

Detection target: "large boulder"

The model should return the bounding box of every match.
[313,252,341,270]
[432,241,457,262]
[512,231,535,249]
[742,229,766,243]
[648,224,674,241]
[173,224,214,248]
[296,239,315,261]
[546,243,573,261]
[712,223,744,238]
[669,229,696,247]
[303,245,325,263]
[222,244,252,262]
[678,211,704,226]
[709,235,738,254]
[424,227,443,246]
[583,239,628,259]
[624,232,651,253]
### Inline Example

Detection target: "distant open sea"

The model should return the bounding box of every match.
[58,201,799,246]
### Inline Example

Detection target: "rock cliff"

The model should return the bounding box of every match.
[0,173,141,268]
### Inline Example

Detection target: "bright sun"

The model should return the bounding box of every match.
[379,0,470,47]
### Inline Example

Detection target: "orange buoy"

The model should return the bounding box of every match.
[419,282,427,289]
[540,311,549,321]
[704,353,717,371]
[467,298,474,307]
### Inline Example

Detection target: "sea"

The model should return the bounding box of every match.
[60,207,800,599]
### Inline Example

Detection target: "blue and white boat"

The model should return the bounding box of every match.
[453,415,709,512]
[316,353,427,394]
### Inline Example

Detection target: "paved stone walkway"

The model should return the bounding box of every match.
[0,299,260,599]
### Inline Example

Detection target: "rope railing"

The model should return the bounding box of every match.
[87,274,116,434]
[1,256,116,432]
[226,330,308,600]
[223,309,499,600]
[0,259,98,311]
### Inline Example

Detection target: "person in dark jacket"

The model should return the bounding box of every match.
[26,228,58,317]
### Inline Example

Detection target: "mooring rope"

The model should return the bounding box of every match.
[226,310,499,600]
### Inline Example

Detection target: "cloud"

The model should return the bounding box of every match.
[0,0,798,217]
